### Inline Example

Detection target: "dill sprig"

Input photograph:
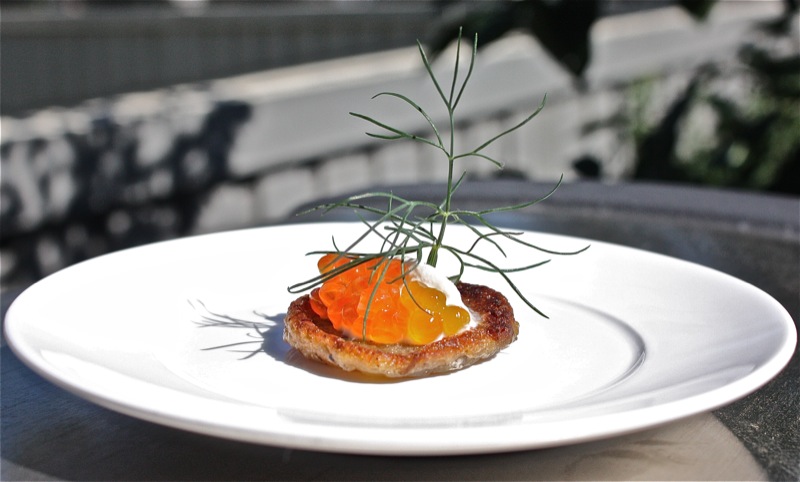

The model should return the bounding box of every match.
[288,28,587,323]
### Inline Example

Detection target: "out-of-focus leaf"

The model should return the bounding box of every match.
[677,0,716,20]
[425,0,599,77]
[769,145,800,194]
[526,0,599,77]
[632,77,701,182]
[756,0,798,35]
[739,45,800,99]
[740,45,800,78]
[424,3,518,57]
[572,154,603,179]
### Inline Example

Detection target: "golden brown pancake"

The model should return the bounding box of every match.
[283,282,519,378]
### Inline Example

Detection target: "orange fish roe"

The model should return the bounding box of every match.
[309,254,470,345]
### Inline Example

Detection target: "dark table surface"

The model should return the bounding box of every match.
[3,180,799,481]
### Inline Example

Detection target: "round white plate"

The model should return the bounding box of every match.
[5,222,796,455]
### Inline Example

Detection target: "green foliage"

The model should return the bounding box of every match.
[430,0,799,194]
[608,16,800,194]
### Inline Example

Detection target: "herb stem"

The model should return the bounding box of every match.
[428,29,464,268]
[292,26,587,328]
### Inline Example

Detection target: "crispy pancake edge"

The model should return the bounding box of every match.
[283,282,519,378]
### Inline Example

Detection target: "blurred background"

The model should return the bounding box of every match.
[1,0,798,290]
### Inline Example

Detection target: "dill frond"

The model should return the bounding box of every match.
[288,28,587,327]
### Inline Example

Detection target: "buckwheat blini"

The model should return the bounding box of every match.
[284,282,518,378]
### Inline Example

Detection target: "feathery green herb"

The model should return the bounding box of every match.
[288,28,587,321]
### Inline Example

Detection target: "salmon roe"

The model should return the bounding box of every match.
[309,253,470,345]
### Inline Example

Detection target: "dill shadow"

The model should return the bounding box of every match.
[189,299,409,384]
[190,300,502,384]
[190,300,289,362]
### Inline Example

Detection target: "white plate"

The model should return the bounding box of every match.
[5,222,796,455]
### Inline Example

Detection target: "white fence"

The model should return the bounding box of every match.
[0,2,789,288]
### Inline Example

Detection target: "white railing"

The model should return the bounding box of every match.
[0,2,789,288]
